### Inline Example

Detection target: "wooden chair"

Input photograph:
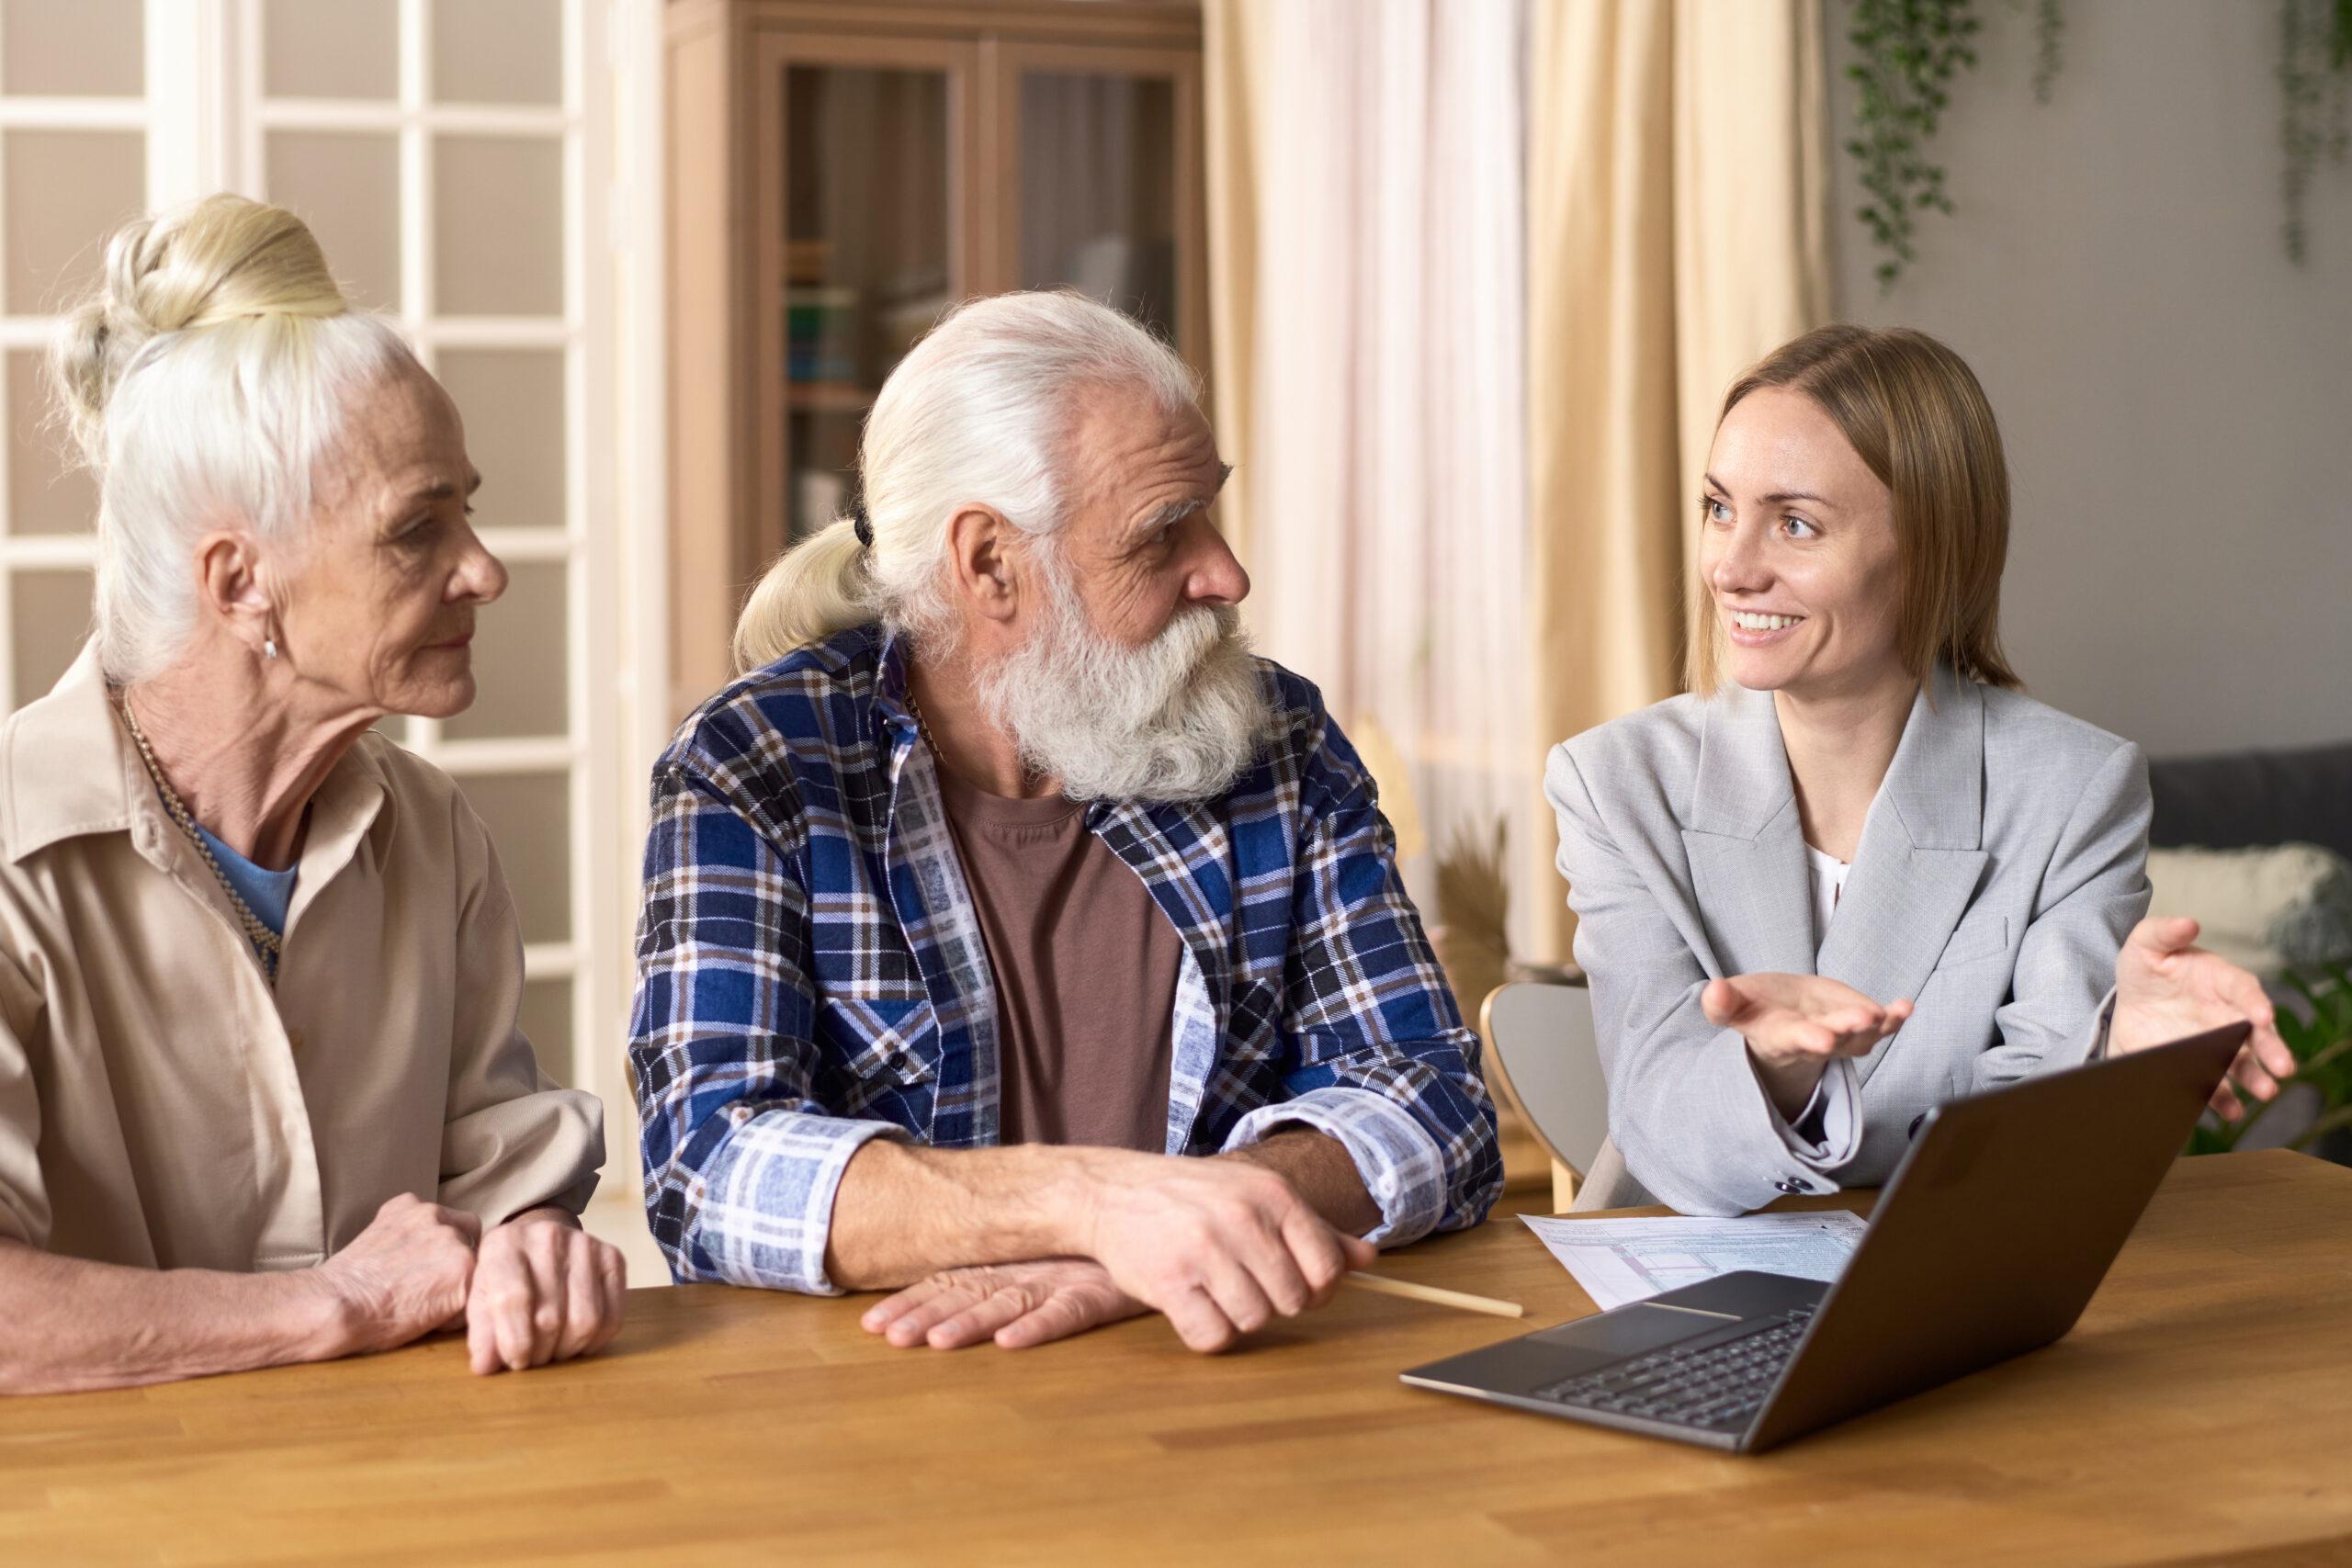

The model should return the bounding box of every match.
[1479,981,1609,1212]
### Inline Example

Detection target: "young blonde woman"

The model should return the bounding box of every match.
[1547,325,2293,1216]
[0,196,621,1392]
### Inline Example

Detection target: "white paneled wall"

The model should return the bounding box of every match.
[0,0,657,1265]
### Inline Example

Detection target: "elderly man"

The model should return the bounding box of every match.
[631,291,1499,1353]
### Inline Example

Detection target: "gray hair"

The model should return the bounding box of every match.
[48,194,414,683]
[730,289,1202,671]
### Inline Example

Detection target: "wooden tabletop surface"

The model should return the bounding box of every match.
[6,1150,2349,1566]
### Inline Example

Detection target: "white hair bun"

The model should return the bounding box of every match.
[48,194,349,470]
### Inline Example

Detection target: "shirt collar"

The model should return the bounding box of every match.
[869,626,926,761]
[872,626,916,713]
[3,638,390,871]
[4,639,159,863]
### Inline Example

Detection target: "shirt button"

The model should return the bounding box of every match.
[1776,1177,1812,1195]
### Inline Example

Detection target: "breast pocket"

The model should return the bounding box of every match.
[815,992,940,1089]
[1937,915,2011,970]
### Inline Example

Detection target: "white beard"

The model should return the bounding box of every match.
[975,558,1272,804]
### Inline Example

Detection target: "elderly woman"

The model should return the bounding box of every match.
[0,195,622,1393]
[1548,324,2295,1217]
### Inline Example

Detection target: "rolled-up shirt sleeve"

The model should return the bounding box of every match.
[629,761,908,1295]
[1223,1086,1453,1245]
[438,800,606,1226]
[1230,703,1502,1247]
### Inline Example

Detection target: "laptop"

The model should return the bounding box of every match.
[1400,1022,2249,1453]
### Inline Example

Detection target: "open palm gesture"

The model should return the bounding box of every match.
[2112,917,2297,1118]
[1703,973,1913,1120]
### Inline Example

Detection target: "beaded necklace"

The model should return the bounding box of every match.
[906,686,942,757]
[908,685,1045,795]
[117,695,282,985]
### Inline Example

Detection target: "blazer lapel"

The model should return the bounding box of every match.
[1679,683,1816,982]
[1815,669,1991,1087]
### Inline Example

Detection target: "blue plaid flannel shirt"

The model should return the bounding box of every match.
[629,624,1501,1293]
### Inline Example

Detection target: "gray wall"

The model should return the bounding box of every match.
[1827,0,2352,757]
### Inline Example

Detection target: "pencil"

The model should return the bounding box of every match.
[1345,1270,1525,1319]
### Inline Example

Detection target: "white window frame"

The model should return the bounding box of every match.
[0,2,209,694]
[0,0,650,1184]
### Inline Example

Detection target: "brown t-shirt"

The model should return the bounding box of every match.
[933,765,1183,1152]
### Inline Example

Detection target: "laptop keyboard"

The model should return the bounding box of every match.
[1529,1306,1818,1430]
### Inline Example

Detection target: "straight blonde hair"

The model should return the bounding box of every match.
[1687,324,2021,696]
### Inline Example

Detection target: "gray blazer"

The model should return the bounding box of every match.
[1545,666,2152,1216]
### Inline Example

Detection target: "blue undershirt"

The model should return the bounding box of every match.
[189,818,298,936]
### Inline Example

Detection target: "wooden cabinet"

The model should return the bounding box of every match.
[663,0,1206,714]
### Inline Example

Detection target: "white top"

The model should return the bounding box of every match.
[1805,843,1850,954]
[1771,843,1859,1158]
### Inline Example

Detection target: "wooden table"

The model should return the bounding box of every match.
[6,1150,2349,1566]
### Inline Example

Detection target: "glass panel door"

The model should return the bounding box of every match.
[239,0,626,1136]
[0,1,150,710]
[0,0,644,1269]
[781,63,954,545]
[1017,72,1180,344]
[751,36,973,566]
[1000,45,1206,377]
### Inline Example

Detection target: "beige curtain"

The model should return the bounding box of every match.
[1523,0,1829,962]
[1204,0,1825,969]
[1203,0,1537,964]
[1203,0,1261,573]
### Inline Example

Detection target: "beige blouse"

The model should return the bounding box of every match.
[0,645,604,1272]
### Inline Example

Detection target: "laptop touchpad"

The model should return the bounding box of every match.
[1530,1303,1739,1359]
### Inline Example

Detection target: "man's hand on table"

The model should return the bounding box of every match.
[1072,1147,1376,1351]
[863,1258,1148,1348]
[463,1206,628,1375]
[861,1145,1376,1353]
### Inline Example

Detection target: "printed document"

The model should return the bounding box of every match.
[1519,1211,1868,1312]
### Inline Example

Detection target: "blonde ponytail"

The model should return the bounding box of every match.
[731,515,872,671]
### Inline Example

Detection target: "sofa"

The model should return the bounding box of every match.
[2146,738,2352,1164]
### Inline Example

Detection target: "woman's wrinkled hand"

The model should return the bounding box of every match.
[463,1208,627,1375]
[311,1193,481,1359]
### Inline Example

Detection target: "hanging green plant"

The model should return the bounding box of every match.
[1844,0,1985,289]
[2029,0,2065,105]
[2278,0,2352,265]
[1846,0,2352,283]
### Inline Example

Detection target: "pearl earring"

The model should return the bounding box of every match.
[264,637,278,660]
